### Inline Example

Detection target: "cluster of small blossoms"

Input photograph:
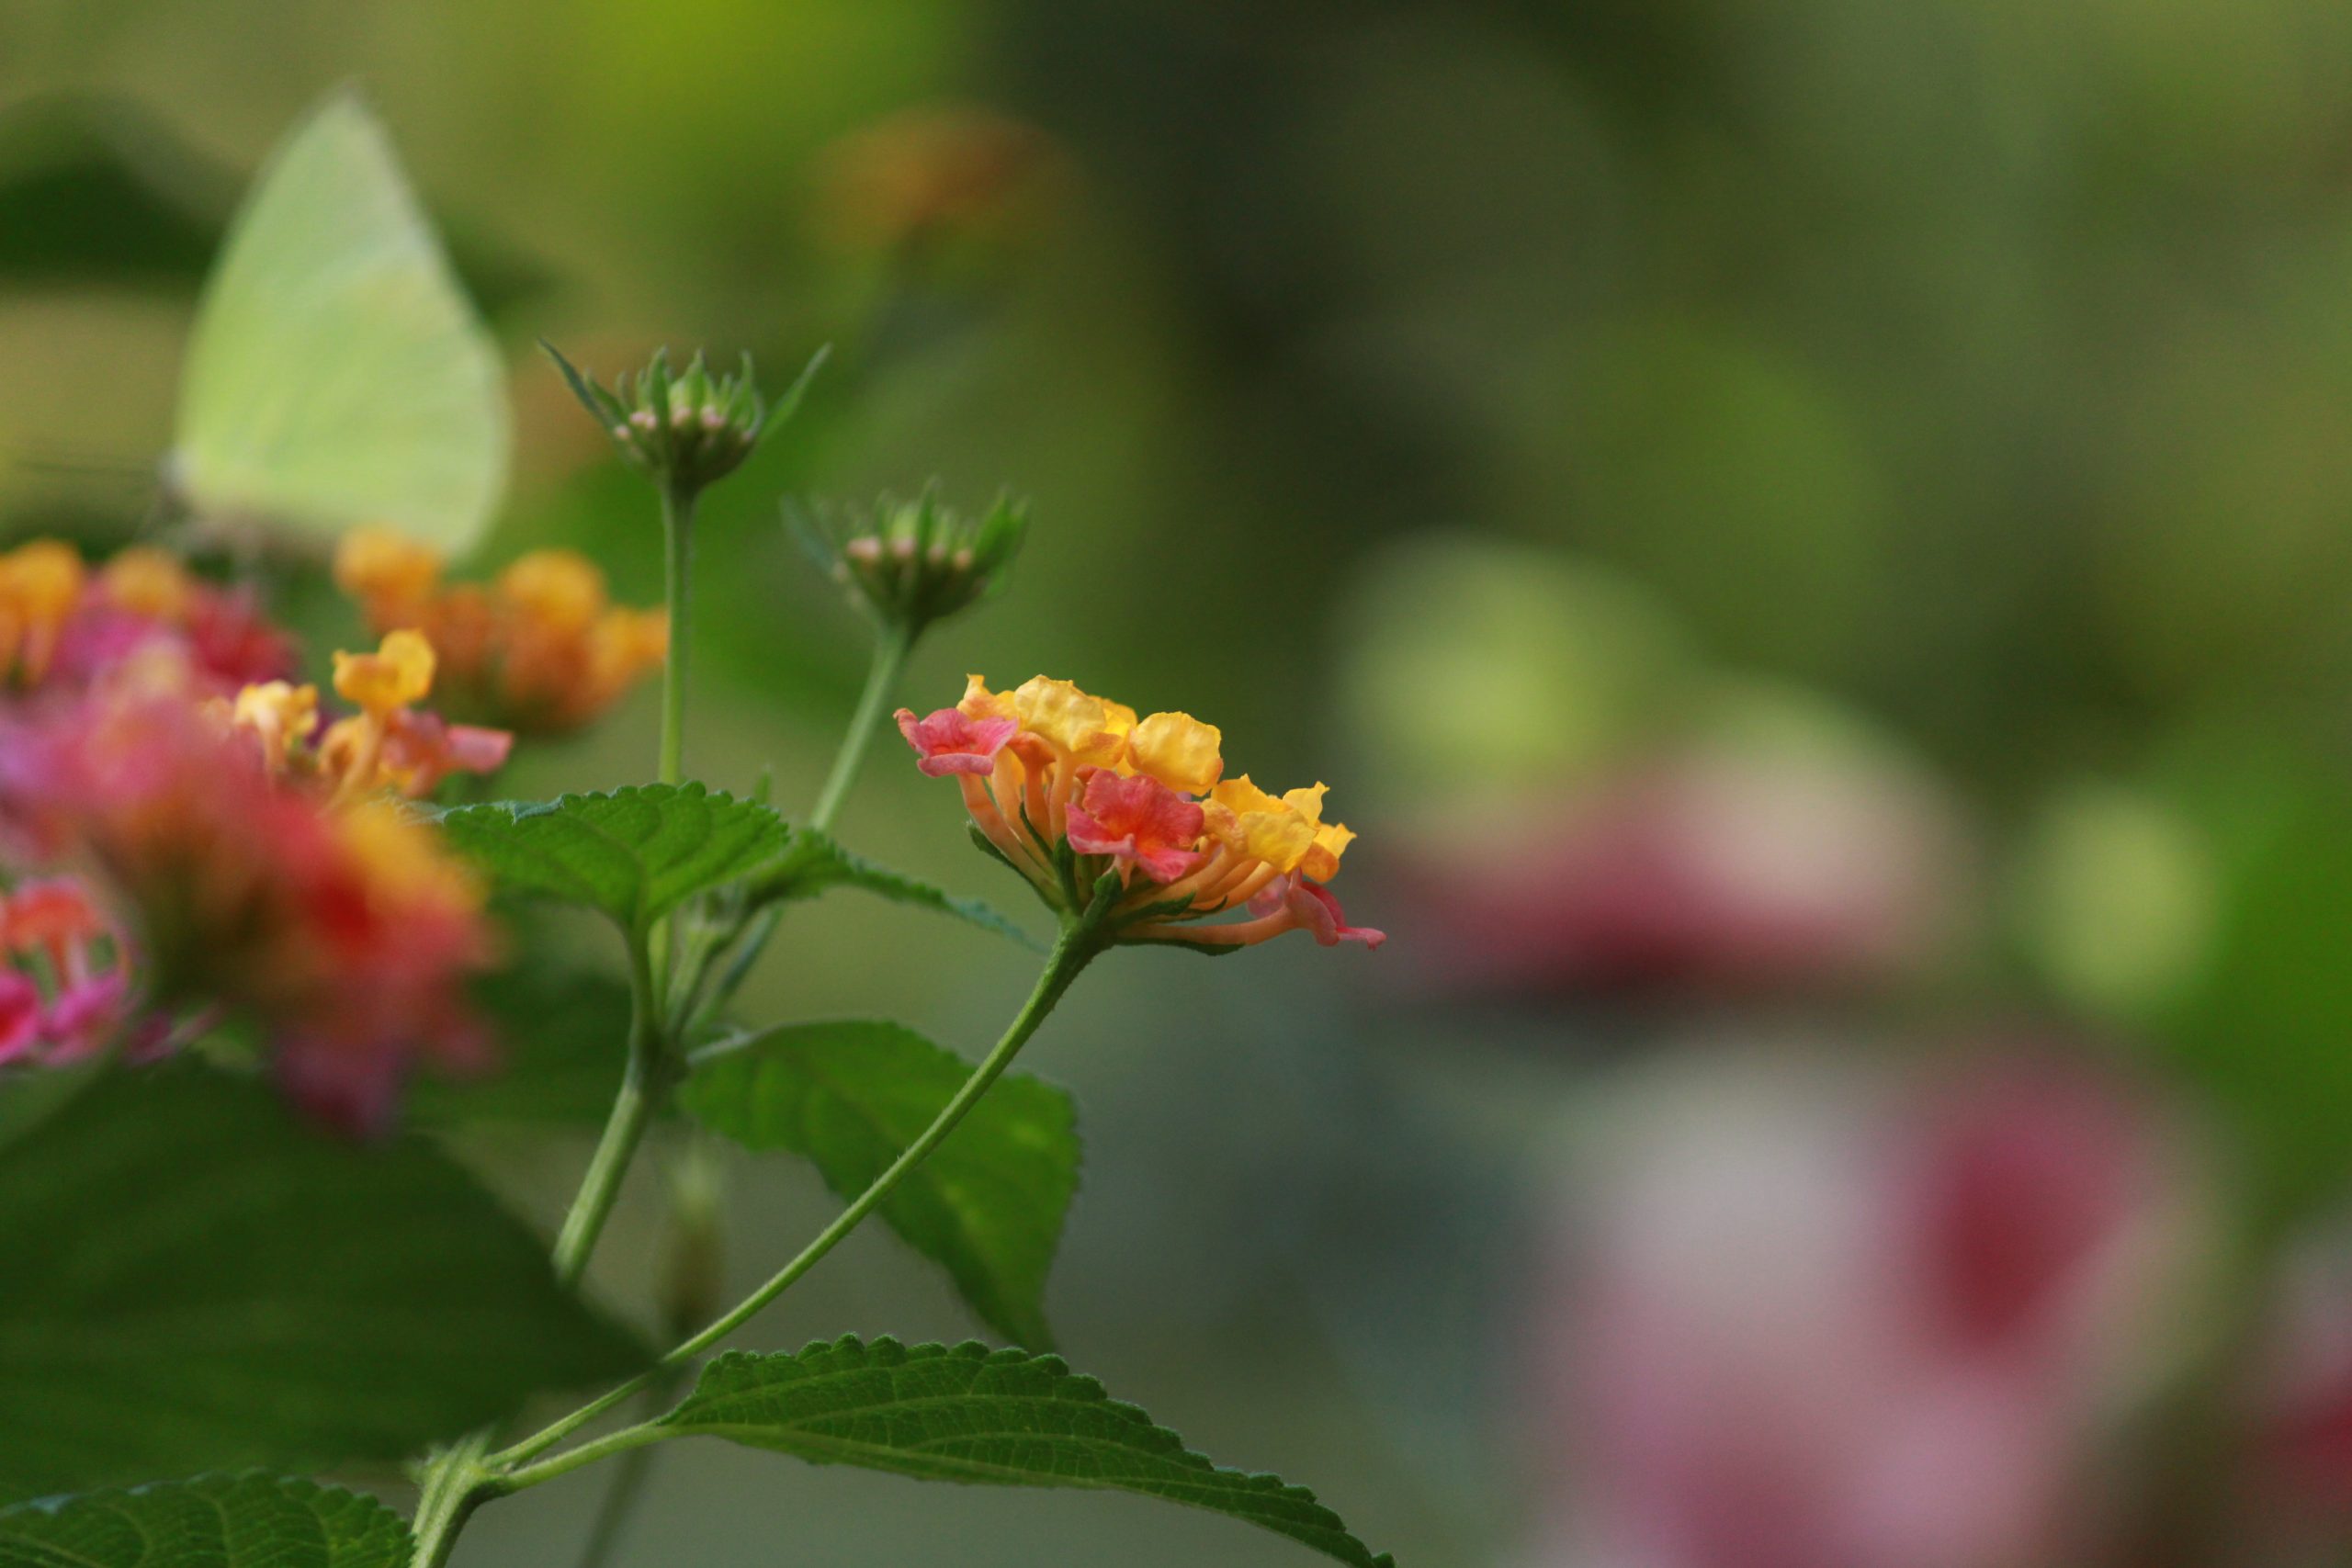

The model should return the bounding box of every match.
[334,528,667,734]
[0,538,292,695]
[0,536,518,1132]
[0,657,498,1133]
[898,675,1382,950]
[0,877,134,1067]
[215,628,513,802]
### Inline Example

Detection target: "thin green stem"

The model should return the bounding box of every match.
[647,484,695,1041]
[568,1368,687,1568]
[408,1434,493,1568]
[411,926,667,1563]
[499,1422,671,1494]
[551,939,664,1285]
[809,624,910,835]
[491,923,1102,1473]
[657,485,696,789]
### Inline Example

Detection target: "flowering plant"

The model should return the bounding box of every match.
[0,322,1386,1568]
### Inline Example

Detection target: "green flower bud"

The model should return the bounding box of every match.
[542,341,827,501]
[797,487,1027,640]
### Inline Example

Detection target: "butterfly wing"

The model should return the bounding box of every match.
[171,90,508,553]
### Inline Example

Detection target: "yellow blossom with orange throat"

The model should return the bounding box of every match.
[897,674,1379,951]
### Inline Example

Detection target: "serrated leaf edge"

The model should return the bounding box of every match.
[663,1335,1395,1568]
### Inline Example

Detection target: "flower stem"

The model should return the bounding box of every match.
[410,913,668,1564]
[408,1434,494,1568]
[657,484,696,789]
[808,623,911,835]
[491,920,1102,1473]
[551,937,664,1285]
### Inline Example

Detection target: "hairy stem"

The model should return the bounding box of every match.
[808,624,910,835]
[412,478,705,1565]
[555,618,911,1562]
[408,1435,493,1568]
[492,922,1102,1473]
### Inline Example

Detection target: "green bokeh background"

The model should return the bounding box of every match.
[12,0,2352,1562]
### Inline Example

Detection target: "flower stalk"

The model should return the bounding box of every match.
[485,906,1108,1478]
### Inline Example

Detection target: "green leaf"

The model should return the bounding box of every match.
[683,1022,1076,1348]
[0,1065,644,1500]
[657,1337,1394,1568]
[0,1476,410,1568]
[2157,767,2352,1222]
[0,95,548,318]
[438,784,788,938]
[753,829,1039,949]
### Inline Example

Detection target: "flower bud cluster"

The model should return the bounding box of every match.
[546,344,821,499]
[800,489,1026,640]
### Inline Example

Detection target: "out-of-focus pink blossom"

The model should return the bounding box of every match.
[1403,742,1967,998]
[1531,1055,2192,1568]
[0,680,494,1134]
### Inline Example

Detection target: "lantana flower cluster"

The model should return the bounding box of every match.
[335,527,667,733]
[0,538,293,695]
[0,876,134,1068]
[898,674,1382,950]
[0,537,550,1132]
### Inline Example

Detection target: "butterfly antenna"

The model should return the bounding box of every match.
[14,450,153,485]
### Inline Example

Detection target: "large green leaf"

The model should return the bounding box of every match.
[438,784,787,939]
[752,829,1038,949]
[0,1065,644,1499]
[0,1476,410,1568]
[683,1021,1076,1348]
[656,1337,1394,1568]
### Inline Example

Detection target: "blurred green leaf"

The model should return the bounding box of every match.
[655,1337,1394,1568]
[0,1476,411,1568]
[2156,759,2352,1222]
[0,1064,643,1499]
[439,784,787,940]
[683,1021,1075,1348]
[754,829,1039,949]
[0,94,549,317]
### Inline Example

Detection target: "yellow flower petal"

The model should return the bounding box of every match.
[1300,820,1355,882]
[1204,774,1314,872]
[1013,675,1126,762]
[1127,711,1224,794]
[497,550,609,636]
[334,528,444,611]
[232,680,321,739]
[3,539,85,619]
[334,629,436,714]
[100,547,196,622]
[959,672,1016,720]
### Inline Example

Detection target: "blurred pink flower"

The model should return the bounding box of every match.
[1404,743,1966,998]
[1531,1055,2192,1568]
